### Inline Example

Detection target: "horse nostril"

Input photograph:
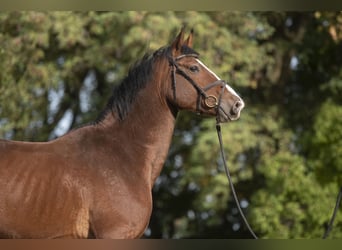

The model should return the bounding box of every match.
[234,100,243,112]
[230,100,244,118]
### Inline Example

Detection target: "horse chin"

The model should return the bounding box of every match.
[217,108,231,123]
[218,107,241,123]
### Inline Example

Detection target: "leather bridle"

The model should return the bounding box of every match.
[168,53,227,117]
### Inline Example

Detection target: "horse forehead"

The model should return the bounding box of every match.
[195,58,220,80]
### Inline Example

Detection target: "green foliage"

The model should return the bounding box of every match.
[250,152,341,238]
[307,100,342,184]
[0,11,341,239]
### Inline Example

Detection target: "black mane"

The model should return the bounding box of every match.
[96,45,199,122]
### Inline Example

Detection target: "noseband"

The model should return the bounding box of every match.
[168,54,227,117]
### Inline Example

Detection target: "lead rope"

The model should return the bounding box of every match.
[216,122,258,239]
[323,186,342,239]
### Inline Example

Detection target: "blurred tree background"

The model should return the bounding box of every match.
[0,11,341,238]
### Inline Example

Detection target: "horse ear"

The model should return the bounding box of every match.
[171,27,185,55]
[184,29,194,48]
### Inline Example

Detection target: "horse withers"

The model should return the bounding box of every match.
[0,28,244,238]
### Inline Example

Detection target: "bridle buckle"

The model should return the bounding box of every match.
[204,95,218,108]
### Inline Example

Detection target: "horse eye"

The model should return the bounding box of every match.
[189,65,199,73]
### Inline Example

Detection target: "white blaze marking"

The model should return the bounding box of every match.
[196,58,242,100]
[225,83,240,99]
[196,58,221,81]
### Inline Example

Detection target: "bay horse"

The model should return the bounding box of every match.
[0,28,244,238]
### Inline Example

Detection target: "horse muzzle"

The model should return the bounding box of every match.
[217,99,245,123]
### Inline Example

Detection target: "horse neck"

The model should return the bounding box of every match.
[92,71,176,187]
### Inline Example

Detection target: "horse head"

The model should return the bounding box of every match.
[166,28,244,123]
